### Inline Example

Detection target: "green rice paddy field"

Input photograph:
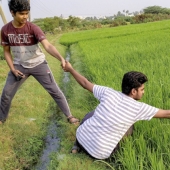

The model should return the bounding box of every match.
[58,20,170,170]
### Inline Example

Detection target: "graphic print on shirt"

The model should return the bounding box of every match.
[1,21,46,68]
[8,34,32,44]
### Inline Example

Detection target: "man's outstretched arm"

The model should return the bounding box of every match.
[154,109,170,118]
[64,61,94,93]
[40,39,65,68]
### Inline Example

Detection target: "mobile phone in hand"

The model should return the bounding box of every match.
[16,75,23,81]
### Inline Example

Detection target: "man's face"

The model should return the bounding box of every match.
[133,84,145,100]
[12,11,29,25]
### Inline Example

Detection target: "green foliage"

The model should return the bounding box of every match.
[101,19,113,25]
[32,6,170,34]
[48,152,59,169]
[144,6,170,15]
[33,16,60,33]
[0,46,4,60]
[67,15,81,28]
[32,18,45,31]
[110,17,127,27]
[14,136,44,169]
[43,17,59,33]
[131,13,170,24]
[59,19,70,31]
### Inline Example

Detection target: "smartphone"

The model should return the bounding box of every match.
[16,75,23,81]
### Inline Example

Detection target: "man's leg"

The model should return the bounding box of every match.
[71,110,95,153]
[0,68,28,122]
[123,124,134,138]
[31,61,79,123]
[80,110,95,125]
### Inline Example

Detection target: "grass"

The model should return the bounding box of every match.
[50,20,170,169]
[59,20,170,46]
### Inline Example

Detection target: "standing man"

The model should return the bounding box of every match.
[63,61,170,159]
[0,0,79,124]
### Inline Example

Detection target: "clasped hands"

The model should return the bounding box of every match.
[61,60,73,72]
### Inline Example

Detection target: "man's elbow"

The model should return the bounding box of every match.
[81,82,87,89]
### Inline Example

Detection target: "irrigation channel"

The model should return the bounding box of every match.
[36,51,71,170]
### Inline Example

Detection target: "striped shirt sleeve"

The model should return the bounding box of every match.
[135,102,159,121]
[93,85,108,101]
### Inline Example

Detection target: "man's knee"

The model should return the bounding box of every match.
[123,124,134,138]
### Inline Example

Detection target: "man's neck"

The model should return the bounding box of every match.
[12,20,26,28]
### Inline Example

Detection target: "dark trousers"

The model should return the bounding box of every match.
[0,61,71,122]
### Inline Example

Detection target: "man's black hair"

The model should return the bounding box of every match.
[8,0,30,13]
[121,71,148,95]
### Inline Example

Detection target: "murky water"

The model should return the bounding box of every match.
[35,50,71,170]
[63,51,71,92]
[36,122,60,170]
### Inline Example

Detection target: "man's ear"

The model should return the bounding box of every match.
[10,10,14,17]
[131,88,137,96]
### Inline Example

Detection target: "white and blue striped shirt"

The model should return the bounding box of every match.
[76,85,159,159]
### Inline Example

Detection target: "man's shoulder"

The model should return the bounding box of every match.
[26,21,39,29]
[26,21,36,26]
[1,21,12,30]
[94,85,116,92]
[26,21,44,33]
